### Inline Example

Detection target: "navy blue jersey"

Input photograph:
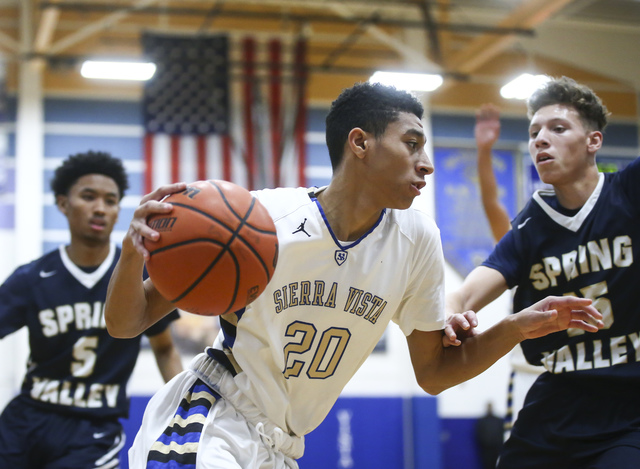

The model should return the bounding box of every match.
[483,157,640,380]
[0,243,179,419]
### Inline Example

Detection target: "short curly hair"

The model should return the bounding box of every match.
[325,82,424,170]
[527,76,610,132]
[50,151,129,199]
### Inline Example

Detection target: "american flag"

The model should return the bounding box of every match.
[142,33,308,193]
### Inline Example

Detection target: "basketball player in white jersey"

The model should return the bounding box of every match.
[105,82,602,469]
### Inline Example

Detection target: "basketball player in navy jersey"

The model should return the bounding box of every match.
[105,82,602,469]
[445,77,640,468]
[0,152,183,468]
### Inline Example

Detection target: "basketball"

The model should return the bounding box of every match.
[143,180,279,316]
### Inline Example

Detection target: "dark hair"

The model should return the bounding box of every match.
[527,76,609,132]
[51,151,129,199]
[325,82,424,170]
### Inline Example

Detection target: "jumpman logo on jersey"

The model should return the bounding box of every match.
[292,218,311,237]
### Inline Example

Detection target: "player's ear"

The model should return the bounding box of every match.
[586,130,603,154]
[56,194,69,215]
[347,128,368,159]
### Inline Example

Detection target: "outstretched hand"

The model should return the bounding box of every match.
[475,103,501,151]
[514,296,604,340]
[126,182,188,259]
[443,310,479,347]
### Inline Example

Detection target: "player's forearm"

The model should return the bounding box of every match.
[420,316,521,394]
[446,267,507,316]
[444,289,469,318]
[105,240,153,338]
[477,148,511,241]
[155,346,183,382]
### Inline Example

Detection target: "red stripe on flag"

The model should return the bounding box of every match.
[222,134,232,182]
[243,37,256,190]
[144,133,154,194]
[294,38,308,188]
[170,135,180,183]
[197,135,207,181]
[269,39,282,187]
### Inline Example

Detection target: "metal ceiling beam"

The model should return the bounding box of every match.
[419,0,442,63]
[329,4,442,72]
[446,0,575,74]
[319,12,379,69]
[0,29,19,54]
[47,0,162,55]
[39,52,468,79]
[34,2,60,53]
[38,2,536,36]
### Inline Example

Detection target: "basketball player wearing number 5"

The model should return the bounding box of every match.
[445,77,640,468]
[105,82,603,469]
[0,152,182,468]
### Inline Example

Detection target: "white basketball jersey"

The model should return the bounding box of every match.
[214,186,445,436]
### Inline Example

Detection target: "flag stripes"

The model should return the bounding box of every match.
[143,33,308,194]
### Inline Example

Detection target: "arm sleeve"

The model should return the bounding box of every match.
[393,216,446,336]
[481,228,522,289]
[0,267,30,338]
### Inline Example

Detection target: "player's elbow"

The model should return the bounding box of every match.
[417,379,448,396]
[414,369,453,396]
[105,310,139,339]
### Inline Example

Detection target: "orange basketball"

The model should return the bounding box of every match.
[144,180,279,316]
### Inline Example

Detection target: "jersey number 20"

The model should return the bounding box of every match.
[283,321,351,379]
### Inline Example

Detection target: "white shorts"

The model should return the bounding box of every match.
[129,352,304,469]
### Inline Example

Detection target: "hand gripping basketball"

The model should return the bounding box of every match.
[144,180,279,316]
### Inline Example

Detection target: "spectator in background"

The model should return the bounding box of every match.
[475,402,504,469]
[0,151,182,468]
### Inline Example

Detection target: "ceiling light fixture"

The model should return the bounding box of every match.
[500,73,550,100]
[369,71,443,92]
[80,60,157,81]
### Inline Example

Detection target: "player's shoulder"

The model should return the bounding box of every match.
[9,248,62,282]
[607,156,640,184]
[510,193,547,232]
[251,186,317,221]
[388,205,440,243]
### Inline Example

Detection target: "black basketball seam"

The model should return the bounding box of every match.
[208,181,275,281]
[207,180,275,235]
[169,239,240,314]
[167,202,275,236]
[165,200,272,282]
[148,182,276,312]
[149,238,225,256]
[163,186,274,281]
[169,192,253,308]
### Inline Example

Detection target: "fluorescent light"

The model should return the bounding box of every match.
[500,73,550,100]
[369,71,443,92]
[80,60,156,81]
